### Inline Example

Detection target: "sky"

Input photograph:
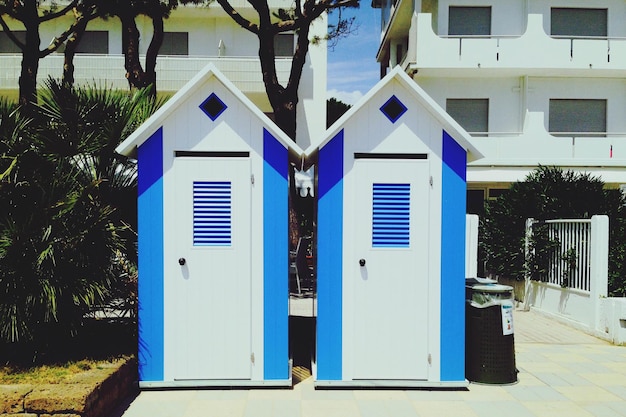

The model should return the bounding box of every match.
[326,4,381,105]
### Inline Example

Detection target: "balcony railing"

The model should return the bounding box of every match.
[0,54,292,93]
[467,119,626,168]
[409,13,626,74]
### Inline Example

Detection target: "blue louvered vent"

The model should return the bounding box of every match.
[372,183,410,248]
[193,181,232,246]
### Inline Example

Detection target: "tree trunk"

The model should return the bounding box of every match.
[144,12,164,97]
[257,26,298,140]
[119,9,147,90]
[18,6,41,107]
[63,18,88,87]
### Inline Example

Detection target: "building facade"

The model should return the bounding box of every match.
[0,1,326,147]
[374,0,626,213]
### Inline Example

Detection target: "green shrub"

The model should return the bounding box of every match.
[0,81,163,355]
[481,166,626,296]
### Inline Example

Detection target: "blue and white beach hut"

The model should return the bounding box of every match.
[116,65,302,388]
[306,67,482,387]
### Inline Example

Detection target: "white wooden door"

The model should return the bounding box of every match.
[173,156,252,380]
[351,158,430,380]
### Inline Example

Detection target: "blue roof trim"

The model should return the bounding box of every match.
[442,130,466,182]
[263,128,288,181]
[138,127,163,197]
[318,130,344,199]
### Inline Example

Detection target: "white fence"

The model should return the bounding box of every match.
[545,219,593,291]
[524,215,610,335]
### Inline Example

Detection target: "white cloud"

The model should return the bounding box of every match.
[327,89,364,106]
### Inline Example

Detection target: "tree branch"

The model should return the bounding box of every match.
[0,5,21,20]
[39,15,87,58]
[0,15,24,51]
[40,0,80,23]
[215,0,259,34]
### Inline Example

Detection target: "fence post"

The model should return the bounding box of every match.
[590,215,609,331]
[523,218,536,310]
[466,214,479,278]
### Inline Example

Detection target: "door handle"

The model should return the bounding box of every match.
[359,258,366,267]
[178,258,186,266]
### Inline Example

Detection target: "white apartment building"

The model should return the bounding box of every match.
[374,0,626,213]
[0,2,326,147]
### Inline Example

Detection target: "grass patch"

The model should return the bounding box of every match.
[0,359,99,384]
[0,318,135,385]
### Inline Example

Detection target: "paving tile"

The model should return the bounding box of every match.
[121,399,190,417]
[272,399,303,417]
[194,389,250,400]
[301,399,360,417]
[356,400,389,417]
[513,373,546,387]
[517,361,570,374]
[462,384,517,402]
[467,401,535,417]
[241,399,275,417]
[522,401,595,417]
[582,402,626,417]
[604,385,626,400]
[404,389,465,402]
[240,399,302,417]
[535,372,595,387]
[504,386,568,402]
[554,386,623,403]
[300,387,356,400]
[184,399,246,417]
[248,387,302,400]
[579,372,626,386]
[353,390,408,400]
[383,399,421,417]
[411,400,480,417]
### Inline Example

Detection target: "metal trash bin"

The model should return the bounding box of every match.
[465,279,517,384]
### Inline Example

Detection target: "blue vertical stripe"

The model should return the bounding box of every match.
[372,183,411,247]
[263,129,289,380]
[316,131,344,380]
[440,130,467,382]
[137,128,164,382]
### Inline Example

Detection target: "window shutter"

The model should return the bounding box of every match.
[161,32,189,56]
[549,99,607,136]
[76,31,109,54]
[446,99,489,135]
[551,8,607,37]
[448,7,492,36]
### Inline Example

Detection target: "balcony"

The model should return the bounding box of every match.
[466,112,626,183]
[406,13,626,77]
[0,54,291,94]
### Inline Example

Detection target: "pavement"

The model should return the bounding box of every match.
[111,309,626,417]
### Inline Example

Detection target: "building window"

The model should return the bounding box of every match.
[274,33,294,57]
[75,31,109,54]
[161,32,188,56]
[466,189,485,215]
[0,31,25,53]
[551,8,607,37]
[448,6,491,36]
[446,98,489,136]
[488,188,507,199]
[549,99,607,137]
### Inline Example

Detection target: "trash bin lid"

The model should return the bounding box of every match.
[471,284,514,293]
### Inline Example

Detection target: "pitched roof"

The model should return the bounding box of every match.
[306,66,483,162]
[115,63,303,158]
